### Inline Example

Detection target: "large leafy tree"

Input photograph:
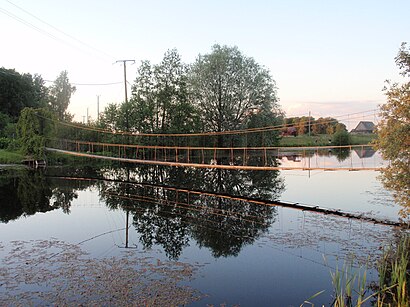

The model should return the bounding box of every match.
[132,49,198,133]
[375,42,410,218]
[189,44,281,146]
[0,68,48,119]
[49,70,76,120]
[131,49,199,134]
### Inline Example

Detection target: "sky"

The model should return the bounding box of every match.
[1,0,409,130]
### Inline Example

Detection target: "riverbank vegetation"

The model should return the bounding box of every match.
[303,235,410,306]
[279,133,376,147]
[2,45,380,163]
[0,149,25,164]
[375,42,410,218]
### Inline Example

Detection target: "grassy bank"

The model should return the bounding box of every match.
[0,149,26,164]
[279,134,377,147]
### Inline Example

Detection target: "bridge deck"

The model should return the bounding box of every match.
[46,147,383,171]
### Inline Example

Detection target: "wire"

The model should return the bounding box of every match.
[36,109,378,137]
[0,7,65,45]
[0,3,113,61]
[44,80,123,86]
[5,0,115,61]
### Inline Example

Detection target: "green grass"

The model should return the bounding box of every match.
[279,134,377,147]
[349,134,377,145]
[0,149,25,164]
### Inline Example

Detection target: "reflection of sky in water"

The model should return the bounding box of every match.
[277,147,399,221]
[280,170,399,221]
[279,148,387,169]
[0,174,406,306]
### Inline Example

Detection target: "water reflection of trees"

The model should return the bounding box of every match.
[0,164,285,259]
[0,168,95,223]
[0,169,51,222]
[99,165,284,259]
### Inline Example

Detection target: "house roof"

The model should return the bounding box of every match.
[353,121,375,131]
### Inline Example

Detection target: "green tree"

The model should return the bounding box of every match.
[131,49,199,134]
[0,68,48,119]
[49,70,76,120]
[98,103,120,131]
[16,108,56,158]
[375,42,410,218]
[189,45,280,146]
[332,129,351,146]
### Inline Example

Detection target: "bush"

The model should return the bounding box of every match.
[0,137,10,149]
[332,130,351,146]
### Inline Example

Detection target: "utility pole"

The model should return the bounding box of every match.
[116,59,135,157]
[308,111,311,137]
[97,95,100,121]
[116,59,135,103]
[86,107,89,124]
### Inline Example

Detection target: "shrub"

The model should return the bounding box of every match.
[0,137,10,149]
[332,130,351,146]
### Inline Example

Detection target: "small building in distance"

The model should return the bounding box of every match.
[351,121,375,134]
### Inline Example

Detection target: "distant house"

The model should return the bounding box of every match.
[351,121,375,134]
[353,147,376,158]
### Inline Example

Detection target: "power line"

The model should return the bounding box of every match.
[5,0,115,61]
[0,6,65,45]
[0,2,114,61]
[44,80,122,86]
[36,110,379,137]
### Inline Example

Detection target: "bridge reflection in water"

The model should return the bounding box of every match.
[46,138,382,171]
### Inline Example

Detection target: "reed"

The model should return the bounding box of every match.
[329,260,368,307]
[303,235,409,306]
[377,236,409,307]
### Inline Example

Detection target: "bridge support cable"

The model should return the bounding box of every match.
[46,147,383,171]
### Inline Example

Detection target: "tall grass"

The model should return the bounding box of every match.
[303,236,409,307]
[0,149,25,164]
[329,260,368,307]
[376,236,409,306]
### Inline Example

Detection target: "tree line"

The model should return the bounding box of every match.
[1,45,286,156]
[282,116,347,136]
[97,45,283,148]
[0,68,75,147]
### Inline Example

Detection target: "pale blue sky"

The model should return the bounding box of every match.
[1,0,409,128]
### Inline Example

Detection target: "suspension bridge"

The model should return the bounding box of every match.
[43,115,384,171]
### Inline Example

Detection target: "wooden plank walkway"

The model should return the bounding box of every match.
[46,147,383,171]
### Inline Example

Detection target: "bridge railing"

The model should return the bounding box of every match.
[46,138,382,171]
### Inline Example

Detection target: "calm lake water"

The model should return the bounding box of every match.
[0,149,407,306]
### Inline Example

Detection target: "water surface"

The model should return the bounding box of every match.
[0,150,406,306]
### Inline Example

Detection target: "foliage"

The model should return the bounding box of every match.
[0,68,48,120]
[332,130,351,146]
[375,42,410,217]
[285,116,345,136]
[328,260,368,307]
[48,70,76,120]
[376,235,410,306]
[130,49,200,134]
[246,108,282,147]
[16,108,56,158]
[189,44,281,146]
[99,50,201,141]
[0,137,10,149]
[0,149,25,164]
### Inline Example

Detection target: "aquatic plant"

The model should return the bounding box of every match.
[328,259,368,307]
[376,235,409,306]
